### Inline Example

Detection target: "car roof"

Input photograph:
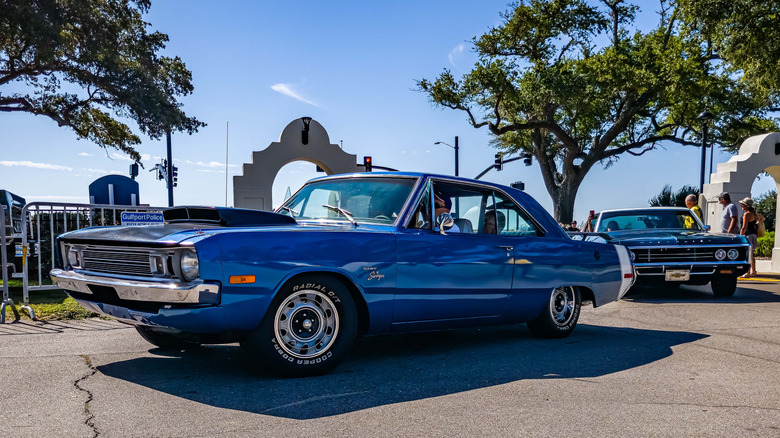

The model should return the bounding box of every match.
[600,207,690,214]
[306,171,511,190]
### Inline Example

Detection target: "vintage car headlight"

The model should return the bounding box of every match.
[67,247,81,268]
[180,249,199,281]
[714,249,726,261]
[727,249,739,260]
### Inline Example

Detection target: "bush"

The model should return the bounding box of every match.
[756,231,775,257]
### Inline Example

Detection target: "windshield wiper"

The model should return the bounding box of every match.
[278,206,298,218]
[322,204,357,226]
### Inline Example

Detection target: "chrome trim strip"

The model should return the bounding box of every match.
[626,244,750,249]
[633,261,749,267]
[50,268,219,304]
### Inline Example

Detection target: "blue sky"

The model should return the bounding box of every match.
[1,0,775,224]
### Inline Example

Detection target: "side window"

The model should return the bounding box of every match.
[434,182,493,235]
[491,192,544,237]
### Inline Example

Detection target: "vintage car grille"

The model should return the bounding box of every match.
[80,247,156,277]
[630,246,746,263]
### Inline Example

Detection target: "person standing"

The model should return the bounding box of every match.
[685,194,703,220]
[718,192,738,234]
[739,197,759,277]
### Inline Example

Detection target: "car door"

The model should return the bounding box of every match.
[393,180,513,325]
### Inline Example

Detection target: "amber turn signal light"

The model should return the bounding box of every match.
[229,275,256,284]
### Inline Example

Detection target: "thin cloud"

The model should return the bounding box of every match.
[111,152,151,161]
[194,160,238,168]
[78,152,92,157]
[448,43,465,66]
[27,195,87,202]
[271,83,322,107]
[0,160,73,171]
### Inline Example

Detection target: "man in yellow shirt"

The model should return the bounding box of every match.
[685,194,703,228]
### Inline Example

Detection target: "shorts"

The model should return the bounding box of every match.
[746,234,758,252]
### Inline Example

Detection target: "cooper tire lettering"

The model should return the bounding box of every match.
[240,274,358,377]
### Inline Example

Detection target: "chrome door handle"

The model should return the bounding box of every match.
[496,245,514,251]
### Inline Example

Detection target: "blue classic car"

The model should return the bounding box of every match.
[591,207,750,297]
[51,173,634,376]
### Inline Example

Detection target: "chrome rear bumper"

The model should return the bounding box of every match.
[50,268,220,304]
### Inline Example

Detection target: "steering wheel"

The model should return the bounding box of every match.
[373,215,391,221]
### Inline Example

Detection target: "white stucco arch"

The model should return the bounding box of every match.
[233,118,363,210]
[702,132,780,272]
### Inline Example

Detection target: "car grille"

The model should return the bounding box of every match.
[81,247,155,277]
[630,246,746,263]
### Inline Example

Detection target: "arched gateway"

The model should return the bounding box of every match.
[702,132,780,272]
[233,118,363,211]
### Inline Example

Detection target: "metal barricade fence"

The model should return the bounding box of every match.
[1,205,21,323]
[7,202,167,322]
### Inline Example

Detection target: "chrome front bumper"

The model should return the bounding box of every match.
[50,268,220,304]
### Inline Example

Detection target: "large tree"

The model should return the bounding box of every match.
[0,0,204,162]
[418,0,779,222]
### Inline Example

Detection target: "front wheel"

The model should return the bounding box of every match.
[241,275,358,377]
[527,286,581,338]
[711,274,737,297]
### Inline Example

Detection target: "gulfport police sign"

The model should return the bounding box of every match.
[121,212,164,227]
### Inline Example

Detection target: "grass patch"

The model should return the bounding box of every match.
[1,287,100,321]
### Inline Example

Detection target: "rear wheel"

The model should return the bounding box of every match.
[241,275,358,377]
[135,326,200,350]
[711,274,737,297]
[527,286,581,338]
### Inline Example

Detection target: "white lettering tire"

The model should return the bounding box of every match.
[241,275,357,377]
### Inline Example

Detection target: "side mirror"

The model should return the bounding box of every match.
[704,225,711,232]
[436,213,455,235]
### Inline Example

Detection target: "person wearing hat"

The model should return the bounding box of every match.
[717,192,738,234]
[739,197,759,277]
[434,190,460,233]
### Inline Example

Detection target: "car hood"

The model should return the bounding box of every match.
[57,221,394,246]
[606,230,748,246]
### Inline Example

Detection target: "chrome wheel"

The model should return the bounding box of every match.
[549,286,576,327]
[273,290,339,359]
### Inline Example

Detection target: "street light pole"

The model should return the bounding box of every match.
[454,136,459,177]
[166,129,174,207]
[697,111,714,194]
[435,136,459,176]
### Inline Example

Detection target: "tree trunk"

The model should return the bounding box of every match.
[541,165,585,225]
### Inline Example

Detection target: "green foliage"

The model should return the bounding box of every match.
[0,0,205,161]
[649,185,699,207]
[754,190,776,232]
[1,289,98,321]
[418,0,780,222]
[755,231,774,258]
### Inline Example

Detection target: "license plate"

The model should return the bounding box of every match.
[665,269,690,281]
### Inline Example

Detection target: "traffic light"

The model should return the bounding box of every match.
[523,155,532,166]
[129,163,139,180]
[494,153,503,171]
[172,166,178,187]
[363,156,372,172]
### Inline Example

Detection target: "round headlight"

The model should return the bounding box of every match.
[67,248,80,268]
[727,249,739,260]
[714,249,726,261]
[629,251,636,261]
[180,250,199,281]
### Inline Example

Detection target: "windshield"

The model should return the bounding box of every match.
[598,209,704,232]
[278,177,417,225]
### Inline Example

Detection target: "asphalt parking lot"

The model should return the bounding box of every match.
[1,280,779,438]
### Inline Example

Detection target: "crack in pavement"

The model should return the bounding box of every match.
[74,354,99,438]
